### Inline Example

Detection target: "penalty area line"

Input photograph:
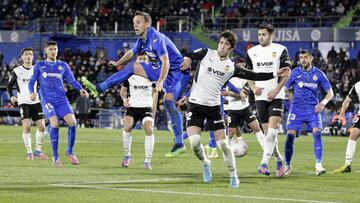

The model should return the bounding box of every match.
[50,182,343,203]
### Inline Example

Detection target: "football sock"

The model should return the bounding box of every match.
[208,131,217,148]
[164,100,184,146]
[22,133,32,154]
[144,134,155,163]
[35,130,44,152]
[255,131,265,149]
[345,138,356,165]
[285,132,295,166]
[122,131,132,156]
[66,126,76,154]
[50,127,59,160]
[261,128,277,164]
[188,134,209,164]
[313,131,323,163]
[217,138,237,177]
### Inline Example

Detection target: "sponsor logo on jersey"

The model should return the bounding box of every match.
[272,52,277,58]
[22,78,30,82]
[224,65,230,72]
[256,62,273,66]
[313,75,318,81]
[42,72,62,79]
[134,85,149,90]
[298,81,318,88]
[207,67,225,76]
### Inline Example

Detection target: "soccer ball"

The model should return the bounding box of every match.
[231,138,248,158]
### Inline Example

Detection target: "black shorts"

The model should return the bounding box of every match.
[186,102,225,131]
[228,107,256,128]
[353,115,360,129]
[19,103,44,121]
[124,107,153,127]
[255,99,284,124]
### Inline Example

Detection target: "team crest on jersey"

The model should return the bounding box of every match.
[312,75,318,81]
[272,52,277,58]
[224,65,230,72]
[58,65,63,71]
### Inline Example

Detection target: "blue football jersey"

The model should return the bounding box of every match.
[285,66,331,115]
[29,60,82,102]
[132,27,183,69]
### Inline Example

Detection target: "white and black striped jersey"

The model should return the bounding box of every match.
[7,65,40,105]
[123,75,154,108]
[227,77,250,110]
[186,48,275,107]
[348,81,360,114]
[246,43,291,101]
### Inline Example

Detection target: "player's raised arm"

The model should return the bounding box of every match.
[108,49,134,67]
[120,81,130,108]
[7,70,18,105]
[63,62,88,97]
[28,63,40,101]
[181,48,208,70]
[267,48,291,101]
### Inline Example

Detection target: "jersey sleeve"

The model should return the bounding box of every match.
[63,62,82,91]
[29,63,40,93]
[245,53,253,70]
[318,71,332,92]
[279,48,291,68]
[131,38,142,54]
[7,70,17,97]
[285,69,296,89]
[122,80,130,88]
[348,84,358,100]
[233,66,274,81]
[185,48,208,60]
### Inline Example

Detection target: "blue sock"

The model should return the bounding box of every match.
[50,127,59,161]
[284,133,295,166]
[313,131,323,163]
[96,62,134,93]
[164,100,183,146]
[208,131,217,148]
[66,126,76,155]
[182,132,188,140]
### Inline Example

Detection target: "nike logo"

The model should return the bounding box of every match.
[41,66,46,69]
[153,39,158,42]
[297,75,301,78]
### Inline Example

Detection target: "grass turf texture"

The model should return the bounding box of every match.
[0,126,359,203]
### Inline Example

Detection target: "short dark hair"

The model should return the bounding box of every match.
[258,23,274,34]
[46,41,57,47]
[21,47,33,55]
[300,49,312,56]
[134,11,152,25]
[218,30,238,48]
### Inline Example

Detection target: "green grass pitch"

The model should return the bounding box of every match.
[0,125,359,203]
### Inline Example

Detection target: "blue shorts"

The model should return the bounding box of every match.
[286,111,322,132]
[141,62,190,100]
[41,99,74,119]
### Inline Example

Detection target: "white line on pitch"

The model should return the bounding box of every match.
[51,183,343,203]
[50,178,191,185]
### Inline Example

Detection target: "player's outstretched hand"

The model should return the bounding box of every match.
[267,88,280,101]
[156,80,164,92]
[30,93,37,101]
[108,60,119,67]
[180,57,192,71]
[80,89,89,97]
[123,98,130,108]
[315,103,325,113]
[277,67,291,77]
[253,87,263,96]
[10,96,18,105]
